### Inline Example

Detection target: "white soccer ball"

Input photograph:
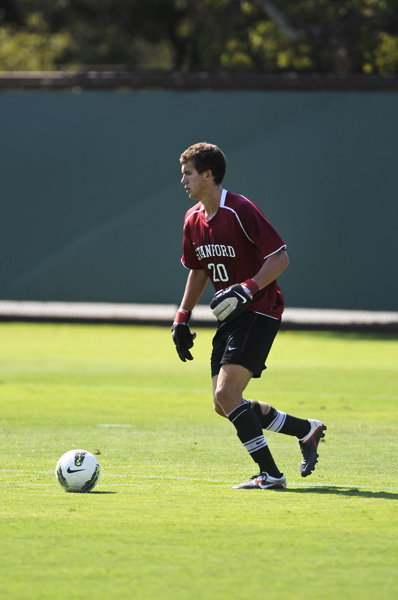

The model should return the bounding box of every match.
[55,449,101,493]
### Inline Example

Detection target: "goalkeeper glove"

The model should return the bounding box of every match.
[171,309,196,362]
[210,279,259,323]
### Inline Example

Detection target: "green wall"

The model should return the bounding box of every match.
[1,90,397,310]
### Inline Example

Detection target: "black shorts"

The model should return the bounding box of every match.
[211,311,281,379]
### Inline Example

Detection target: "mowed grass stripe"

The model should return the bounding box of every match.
[0,323,397,600]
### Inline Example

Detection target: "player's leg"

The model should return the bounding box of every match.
[213,364,285,489]
[249,400,312,438]
[211,313,325,479]
[248,400,326,477]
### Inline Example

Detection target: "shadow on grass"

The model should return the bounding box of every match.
[286,486,398,500]
[89,491,117,494]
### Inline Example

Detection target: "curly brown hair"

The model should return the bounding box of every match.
[179,142,226,185]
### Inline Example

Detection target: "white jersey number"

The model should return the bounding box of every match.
[208,263,229,283]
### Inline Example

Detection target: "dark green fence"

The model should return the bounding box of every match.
[1,90,397,310]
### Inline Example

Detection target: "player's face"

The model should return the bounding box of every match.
[181,161,207,200]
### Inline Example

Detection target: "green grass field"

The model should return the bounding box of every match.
[0,322,397,600]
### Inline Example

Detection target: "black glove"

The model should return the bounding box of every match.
[171,310,196,362]
[210,280,258,323]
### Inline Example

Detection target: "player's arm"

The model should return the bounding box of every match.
[251,248,289,291]
[211,248,289,322]
[179,268,209,311]
[171,269,209,362]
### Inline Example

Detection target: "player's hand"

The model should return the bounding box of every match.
[171,310,196,362]
[210,279,259,323]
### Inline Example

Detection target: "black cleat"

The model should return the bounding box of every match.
[299,419,327,477]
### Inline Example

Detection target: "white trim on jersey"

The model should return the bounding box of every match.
[180,257,190,270]
[253,311,279,320]
[184,207,203,225]
[263,244,287,260]
[222,190,287,259]
[219,190,255,244]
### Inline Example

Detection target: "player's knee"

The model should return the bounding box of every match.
[213,394,226,417]
[214,386,226,410]
[213,396,226,417]
[249,399,272,417]
[214,385,238,415]
[260,401,272,415]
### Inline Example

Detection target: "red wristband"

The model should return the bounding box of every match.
[241,279,259,295]
[174,309,191,324]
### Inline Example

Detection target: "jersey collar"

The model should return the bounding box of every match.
[200,189,227,211]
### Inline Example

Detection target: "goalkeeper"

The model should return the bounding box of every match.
[172,142,326,490]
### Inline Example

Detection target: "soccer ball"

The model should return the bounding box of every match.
[55,449,101,493]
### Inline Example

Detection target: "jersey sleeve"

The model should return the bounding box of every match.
[239,199,286,259]
[181,221,203,270]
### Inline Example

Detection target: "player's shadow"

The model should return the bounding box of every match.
[90,491,117,494]
[285,486,398,500]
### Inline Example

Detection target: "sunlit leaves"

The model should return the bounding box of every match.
[0,0,397,73]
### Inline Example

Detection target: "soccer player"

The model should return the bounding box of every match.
[171,142,326,489]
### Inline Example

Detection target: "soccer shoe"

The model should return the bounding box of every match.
[299,419,327,477]
[232,472,287,490]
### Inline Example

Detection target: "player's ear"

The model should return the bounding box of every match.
[204,169,213,181]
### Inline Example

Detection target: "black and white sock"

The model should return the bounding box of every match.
[227,401,282,478]
[250,400,311,439]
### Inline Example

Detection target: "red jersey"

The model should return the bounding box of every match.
[182,190,286,319]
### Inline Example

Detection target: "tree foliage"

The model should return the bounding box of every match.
[1,0,398,73]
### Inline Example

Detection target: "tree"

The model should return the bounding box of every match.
[1,0,398,73]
